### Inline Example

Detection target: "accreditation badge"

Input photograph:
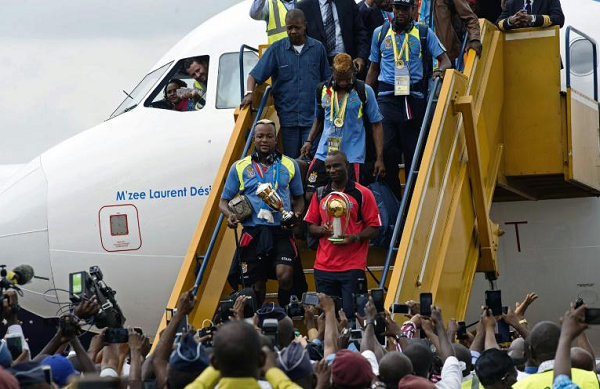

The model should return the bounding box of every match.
[394,60,410,96]
[327,137,341,155]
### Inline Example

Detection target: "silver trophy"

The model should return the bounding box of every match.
[256,183,297,227]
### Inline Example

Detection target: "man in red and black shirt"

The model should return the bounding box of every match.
[304,151,382,317]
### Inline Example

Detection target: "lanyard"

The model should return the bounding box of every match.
[252,160,280,190]
[390,30,410,66]
[329,88,350,126]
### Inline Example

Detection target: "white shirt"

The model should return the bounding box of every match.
[435,356,463,389]
[293,44,305,53]
[318,0,346,55]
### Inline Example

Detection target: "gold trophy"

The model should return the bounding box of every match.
[324,192,351,243]
[256,183,297,227]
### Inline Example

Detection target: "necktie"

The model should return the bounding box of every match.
[324,0,336,55]
[525,0,532,15]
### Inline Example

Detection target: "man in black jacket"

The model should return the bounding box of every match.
[297,0,370,73]
[358,0,394,41]
[497,0,564,31]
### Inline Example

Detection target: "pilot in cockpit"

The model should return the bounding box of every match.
[183,57,209,110]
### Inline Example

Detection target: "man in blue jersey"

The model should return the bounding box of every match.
[301,53,385,198]
[366,0,451,197]
[220,120,305,306]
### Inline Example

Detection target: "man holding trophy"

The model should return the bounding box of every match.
[304,151,382,317]
[220,120,305,306]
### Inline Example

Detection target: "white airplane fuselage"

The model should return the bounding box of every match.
[0,0,599,341]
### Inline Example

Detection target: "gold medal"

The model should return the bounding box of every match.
[334,118,344,128]
[396,59,404,69]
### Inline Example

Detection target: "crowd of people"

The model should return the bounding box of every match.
[1,283,598,389]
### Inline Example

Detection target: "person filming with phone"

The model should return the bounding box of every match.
[304,150,381,317]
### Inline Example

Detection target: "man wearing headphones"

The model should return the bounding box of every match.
[301,53,386,201]
[366,0,451,197]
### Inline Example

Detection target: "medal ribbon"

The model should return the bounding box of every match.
[252,160,280,190]
[329,87,350,126]
[390,30,410,66]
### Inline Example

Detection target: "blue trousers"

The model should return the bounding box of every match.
[314,268,367,319]
[280,126,318,159]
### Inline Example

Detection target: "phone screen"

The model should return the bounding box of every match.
[5,336,22,360]
[301,293,320,306]
[391,304,410,314]
[354,294,368,317]
[485,290,503,316]
[105,328,129,343]
[71,273,82,295]
[585,308,600,324]
[370,289,385,312]
[420,293,432,317]
[457,321,467,339]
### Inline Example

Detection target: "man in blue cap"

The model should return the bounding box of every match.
[366,0,451,196]
[41,355,79,387]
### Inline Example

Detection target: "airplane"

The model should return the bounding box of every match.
[0,0,599,346]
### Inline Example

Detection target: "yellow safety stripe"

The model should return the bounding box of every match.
[235,155,296,192]
[267,0,288,44]
[320,85,364,120]
[235,156,253,192]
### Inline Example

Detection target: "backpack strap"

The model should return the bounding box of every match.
[417,23,431,94]
[354,79,368,106]
[316,81,327,107]
[377,22,391,57]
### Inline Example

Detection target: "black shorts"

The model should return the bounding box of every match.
[306,159,362,192]
[238,227,298,285]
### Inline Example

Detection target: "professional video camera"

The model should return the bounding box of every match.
[69,266,126,328]
[0,264,35,316]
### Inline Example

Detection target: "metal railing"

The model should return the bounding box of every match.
[192,86,272,295]
[379,78,441,289]
[565,26,598,102]
[239,44,260,102]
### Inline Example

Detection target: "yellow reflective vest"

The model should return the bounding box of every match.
[267,0,289,44]
[513,368,599,389]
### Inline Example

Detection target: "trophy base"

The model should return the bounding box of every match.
[281,213,298,228]
[328,236,345,244]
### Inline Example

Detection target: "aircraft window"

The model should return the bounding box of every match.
[569,38,595,77]
[216,51,259,109]
[109,62,173,119]
[146,56,210,112]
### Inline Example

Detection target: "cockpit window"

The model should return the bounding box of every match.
[108,62,173,119]
[216,51,259,109]
[147,56,210,112]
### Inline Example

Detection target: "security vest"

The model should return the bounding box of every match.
[460,379,483,389]
[267,0,289,44]
[512,368,600,389]
[193,80,207,110]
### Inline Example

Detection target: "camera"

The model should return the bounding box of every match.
[69,266,126,328]
[198,325,217,347]
[286,295,304,319]
[217,290,255,322]
[60,314,81,338]
[262,318,279,349]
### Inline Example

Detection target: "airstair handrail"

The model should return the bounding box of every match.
[239,45,260,102]
[379,78,441,289]
[565,26,598,101]
[192,86,273,295]
[456,33,470,72]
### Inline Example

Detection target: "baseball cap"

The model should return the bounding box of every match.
[169,332,210,373]
[277,343,313,381]
[393,0,416,6]
[331,349,374,387]
[41,355,79,387]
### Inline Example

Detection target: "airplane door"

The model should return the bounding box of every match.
[98,204,142,252]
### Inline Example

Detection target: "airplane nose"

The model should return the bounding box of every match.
[0,157,56,317]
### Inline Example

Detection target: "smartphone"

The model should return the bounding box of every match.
[44,317,60,327]
[390,303,410,315]
[349,329,363,342]
[420,293,433,317]
[457,321,467,340]
[370,289,385,313]
[584,308,600,324]
[42,365,53,385]
[353,293,368,317]
[485,290,503,317]
[134,327,143,335]
[105,328,129,343]
[5,334,22,360]
[301,292,320,306]
[575,298,584,309]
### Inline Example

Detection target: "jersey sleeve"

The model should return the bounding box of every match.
[368,27,383,64]
[304,193,322,226]
[364,85,383,123]
[221,164,241,201]
[249,45,277,84]
[289,160,304,196]
[361,188,382,228]
[426,27,446,59]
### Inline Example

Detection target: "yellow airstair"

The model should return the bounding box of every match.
[154,20,600,340]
